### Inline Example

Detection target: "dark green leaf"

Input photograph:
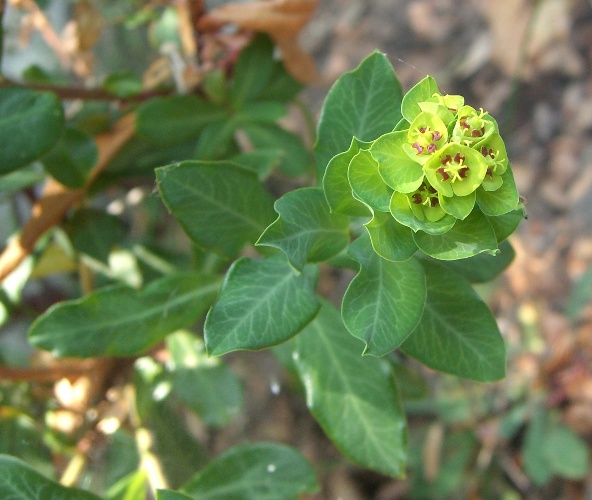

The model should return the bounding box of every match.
[156,161,276,258]
[342,235,426,356]
[29,273,220,357]
[0,454,99,499]
[401,260,506,381]
[322,138,371,217]
[41,126,97,188]
[204,253,320,356]
[231,35,276,107]
[193,120,238,160]
[242,122,311,176]
[136,96,228,146]
[234,101,288,124]
[486,206,526,242]
[390,357,429,400]
[364,211,417,262]
[413,209,498,260]
[315,51,403,179]
[257,61,303,102]
[157,490,194,500]
[293,302,408,477]
[167,331,243,427]
[438,239,515,283]
[0,166,45,194]
[257,187,350,270]
[67,208,126,264]
[0,87,64,174]
[182,443,319,499]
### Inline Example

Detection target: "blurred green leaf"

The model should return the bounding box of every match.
[204,253,320,356]
[157,490,194,500]
[523,406,553,486]
[106,470,147,500]
[231,35,275,107]
[0,87,64,174]
[230,149,283,180]
[567,265,592,320]
[543,424,589,480]
[103,71,143,98]
[182,443,319,499]
[0,454,99,499]
[167,331,243,427]
[136,96,228,146]
[67,208,126,263]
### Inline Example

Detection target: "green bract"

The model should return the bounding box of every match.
[326,74,523,261]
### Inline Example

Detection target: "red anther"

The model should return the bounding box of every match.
[427,143,437,153]
[441,154,452,165]
[436,167,450,181]
[448,107,457,113]
[480,146,488,156]
[486,168,493,177]
[432,131,442,141]
[430,197,439,207]
[453,152,465,163]
[427,185,437,194]
[460,120,470,129]
[412,194,423,204]
[459,167,470,179]
[488,149,495,159]
[419,127,427,134]
[471,129,482,137]
[412,142,424,154]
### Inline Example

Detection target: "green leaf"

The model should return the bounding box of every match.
[136,96,228,146]
[390,357,429,400]
[342,234,426,356]
[370,131,424,193]
[0,165,45,194]
[0,87,64,174]
[401,75,439,122]
[193,120,238,160]
[322,138,370,217]
[134,358,207,488]
[29,273,220,357]
[348,149,392,212]
[401,260,506,381]
[103,71,143,98]
[257,187,350,270]
[567,265,592,320]
[364,211,417,262]
[157,490,194,500]
[390,191,456,235]
[0,454,99,499]
[476,166,520,216]
[231,35,276,107]
[234,101,288,124]
[204,253,320,356]
[166,331,243,427]
[293,302,408,477]
[67,208,126,264]
[107,470,147,500]
[522,406,553,486]
[41,126,97,188]
[257,61,303,102]
[439,239,515,283]
[242,122,311,176]
[543,424,590,479]
[182,443,319,499]
[156,161,276,258]
[413,209,498,260]
[230,149,283,180]
[486,206,525,242]
[315,51,403,179]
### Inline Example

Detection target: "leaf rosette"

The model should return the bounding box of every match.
[325,75,523,261]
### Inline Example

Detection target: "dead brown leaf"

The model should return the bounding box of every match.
[198,0,319,83]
